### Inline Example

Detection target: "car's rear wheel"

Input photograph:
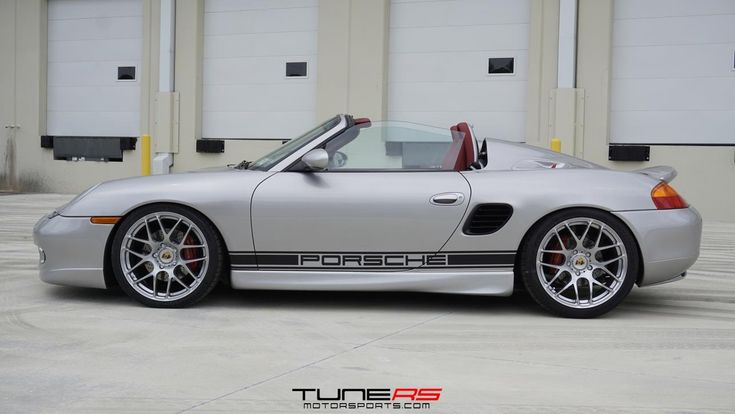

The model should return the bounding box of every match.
[520,209,639,318]
[111,203,224,308]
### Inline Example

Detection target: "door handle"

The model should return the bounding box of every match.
[430,192,465,206]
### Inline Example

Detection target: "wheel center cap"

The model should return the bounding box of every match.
[156,245,177,267]
[572,254,588,270]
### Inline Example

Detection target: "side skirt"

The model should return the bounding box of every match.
[230,268,514,296]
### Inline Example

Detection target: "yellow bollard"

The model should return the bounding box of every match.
[141,134,151,176]
[550,137,562,153]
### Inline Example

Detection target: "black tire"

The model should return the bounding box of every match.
[519,208,639,318]
[111,203,225,308]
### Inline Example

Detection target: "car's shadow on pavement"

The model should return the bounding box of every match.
[45,283,550,316]
[46,285,707,320]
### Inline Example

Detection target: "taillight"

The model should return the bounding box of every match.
[651,182,688,209]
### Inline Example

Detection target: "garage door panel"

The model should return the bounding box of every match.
[203,84,316,112]
[389,111,526,141]
[611,110,735,145]
[206,0,317,13]
[613,14,735,47]
[202,111,315,139]
[390,24,529,54]
[48,39,141,63]
[202,0,318,138]
[614,0,735,20]
[611,1,735,144]
[204,32,317,59]
[204,7,318,36]
[388,0,529,142]
[48,86,140,112]
[612,43,735,79]
[390,82,527,112]
[611,78,735,112]
[391,0,530,28]
[49,61,142,86]
[47,111,139,137]
[48,0,142,20]
[204,57,315,85]
[48,16,142,41]
[389,50,528,83]
[47,0,142,137]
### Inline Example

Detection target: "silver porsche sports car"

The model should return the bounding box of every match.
[33,114,702,317]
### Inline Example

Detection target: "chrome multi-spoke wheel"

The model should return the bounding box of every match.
[121,212,209,301]
[520,209,639,318]
[536,218,626,308]
[111,204,223,307]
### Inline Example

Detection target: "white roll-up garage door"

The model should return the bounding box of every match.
[47,0,142,137]
[610,0,735,145]
[202,0,318,140]
[388,0,530,142]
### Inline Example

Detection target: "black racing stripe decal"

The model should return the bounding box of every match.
[230,266,513,271]
[243,250,516,254]
[257,254,298,266]
[228,251,516,269]
[447,253,516,266]
[229,253,256,266]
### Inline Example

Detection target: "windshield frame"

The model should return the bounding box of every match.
[246,115,346,171]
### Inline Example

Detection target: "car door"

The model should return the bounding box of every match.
[249,121,472,271]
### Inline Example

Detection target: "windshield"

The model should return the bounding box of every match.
[246,116,342,171]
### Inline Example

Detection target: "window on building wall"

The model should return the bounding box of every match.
[117,66,136,81]
[488,58,514,75]
[286,62,308,78]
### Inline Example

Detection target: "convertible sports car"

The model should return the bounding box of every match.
[33,114,702,317]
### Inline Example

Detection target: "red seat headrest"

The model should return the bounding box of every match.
[441,122,478,171]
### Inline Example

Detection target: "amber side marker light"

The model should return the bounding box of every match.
[90,216,121,225]
[651,182,688,209]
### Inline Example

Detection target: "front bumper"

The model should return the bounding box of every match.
[33,214,113,289]
[614,207,702,287]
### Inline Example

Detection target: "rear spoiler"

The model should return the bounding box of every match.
[635,165,677,183]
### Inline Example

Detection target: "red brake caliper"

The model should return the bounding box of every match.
[181,235,200,273]
[547,235,570,266]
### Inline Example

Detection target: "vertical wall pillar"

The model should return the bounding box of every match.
[576,0,614,163]
[525,0,559,148]
[152,0,176,174]
[171,0,203,172]
[11,0,45,190]
[547,0,584,157]
[316,0,389,121]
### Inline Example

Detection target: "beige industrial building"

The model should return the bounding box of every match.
[0,0,733,220]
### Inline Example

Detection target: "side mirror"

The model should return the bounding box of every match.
[301,149,329,171]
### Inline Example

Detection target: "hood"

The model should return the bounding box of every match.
[57,168,271,217]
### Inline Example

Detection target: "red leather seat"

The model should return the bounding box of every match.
[442,122,478,171]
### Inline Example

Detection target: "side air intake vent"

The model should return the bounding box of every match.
[463,204,513,235]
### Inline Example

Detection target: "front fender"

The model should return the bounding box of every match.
[59,170,273,252]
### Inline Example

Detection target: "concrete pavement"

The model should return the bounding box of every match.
[1,193,734,413]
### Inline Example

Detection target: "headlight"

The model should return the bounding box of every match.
[38,248,46,264]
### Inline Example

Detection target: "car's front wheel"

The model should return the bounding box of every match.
[110,203,224,308]
[520,209,639,318]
